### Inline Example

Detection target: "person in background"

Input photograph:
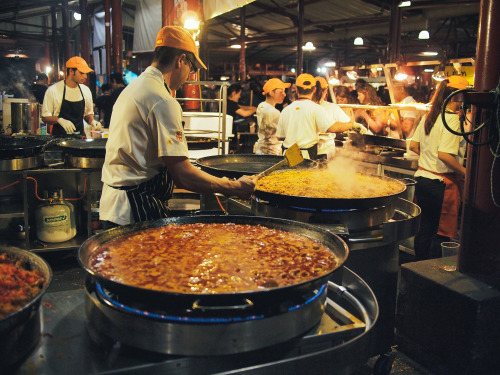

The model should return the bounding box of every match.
[109,72,126,109]
[276,74,340,160]
[354,83,389,135]
[99,26,256,228]
[94,83,112,128]
[334,85,357,121]
[313,77,357,133]
[392,81,421,139]
[409,76,469,260]
[227,83,257,120]
[227,82,258,152]
[30,73,48,104]
[41,56,102,135]
[253,78,290,155]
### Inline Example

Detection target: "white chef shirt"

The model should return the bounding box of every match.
[276,99,333,149]
[253,101,282,155]
[320,100,351,123]
[41,80,94,118]
[99,66,189,225]
[413,112,465,181]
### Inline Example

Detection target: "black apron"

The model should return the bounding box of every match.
[52,83,85,136]
[110,168,174,223]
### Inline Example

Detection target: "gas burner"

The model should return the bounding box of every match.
[95,281,326,323]
[85,277,331,355]
[251,196,395,231]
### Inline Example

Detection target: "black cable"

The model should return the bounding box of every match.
[441,88,494,146]
[440,82,500,207]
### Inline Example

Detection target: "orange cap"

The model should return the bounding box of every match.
[155,26,207,70]
[262,78,291,95]
[315,76,328,89]
[447,75,469,90]
[66,56,93,73]
[296,74,316,89]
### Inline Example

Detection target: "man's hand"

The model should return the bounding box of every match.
[90,119,103,130]
[58,118,76,133]
[229,175,258,200]
[352,122,368,134]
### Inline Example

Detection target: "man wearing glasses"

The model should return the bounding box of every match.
[100,26,257,228]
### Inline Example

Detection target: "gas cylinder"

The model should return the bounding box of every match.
[35,188,76,243]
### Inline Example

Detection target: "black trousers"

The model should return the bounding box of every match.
[413,176,448,260]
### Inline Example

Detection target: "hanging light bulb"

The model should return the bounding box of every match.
[432,65,447,81]
[353,37,364,46]
[418,30,430,40]
[346,70,359,80]
[302,42,316,51]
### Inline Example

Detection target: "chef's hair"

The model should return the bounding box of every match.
[296,85,315,96]
[153,46,192,70]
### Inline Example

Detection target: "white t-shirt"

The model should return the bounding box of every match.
[276,99,333,149]
[413,112,465,181]
[400,95,421,139]
[320,100,351,123]
[41,80,94,118]
[253,101,282,155]
[100,66,189,225]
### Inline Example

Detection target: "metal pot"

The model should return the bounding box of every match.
[195,154,316,179]
[254,172,407,210]
[58,138,107,168]
[0,246,52,369]
[11,102,40,135]
[0,136,47,159]
[78,215,349,311]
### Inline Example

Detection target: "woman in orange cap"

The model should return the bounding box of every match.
[253,78,290,155]
[409,76,468,260]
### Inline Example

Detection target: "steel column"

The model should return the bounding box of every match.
[111,0,123,74]
[459,0,500,275]
[62,0,70,63]
[296,0,304,74]
[104,0,111,80]
[50,6,60,81]
[79,0,90,63]
[388,1,402,63]
[239,7,246,82]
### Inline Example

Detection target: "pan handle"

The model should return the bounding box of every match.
[192,298,254,312]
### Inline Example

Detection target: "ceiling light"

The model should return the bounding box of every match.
[324,61,336,67]
[346,70,359,80]
[184,18,200,30]
[432,65,447,81]
[418,30,430,40]
[302,42,316,51]
[291,68,296,73]
[45,66,52,74]
[424,68,434,73]
[399,1,411,7]
[220,76,230,81]
[353,37,364,46]
[394,71,408,81]
[230,44,241,49]
[6,53,28,58]
[73,12,81,21]
[422,51,438,56]
[328,77,340,85]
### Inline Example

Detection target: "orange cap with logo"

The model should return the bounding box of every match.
[447,75,469,90]
[66,56,93,73]
[296,74,316,89]
[315,76,328,89]
[155,26,207,70]
[262,78,291,95]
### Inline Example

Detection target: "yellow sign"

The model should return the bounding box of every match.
[445,66,474,86]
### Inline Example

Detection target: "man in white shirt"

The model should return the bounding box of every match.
[42,56,101,135]
[100,26,256,228]
[276,74,339,160]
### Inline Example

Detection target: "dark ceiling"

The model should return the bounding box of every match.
[0,0,480,78]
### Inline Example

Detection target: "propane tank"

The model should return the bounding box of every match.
[35,188,76,243]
